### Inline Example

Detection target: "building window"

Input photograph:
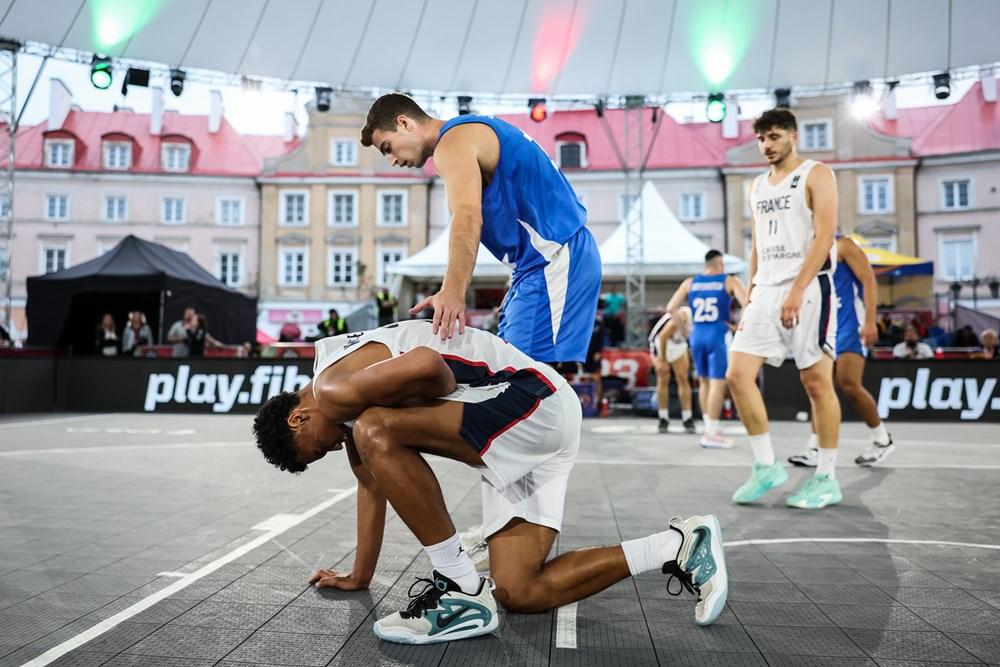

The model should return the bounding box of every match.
[330,139,358,166]
[859,177,893,214]
[103,142,131,170]
[377,246,407,286]
[281,191,308,226]
[45,194,69,221]
[104,195,127,222]
[217,250,243,287]
[679,193,705,221]
[801,120,832,151]
[279,248,308,286]
[942,179,971,210]
[162,197,185,224]
[865,235,897,253]
[619,193,639,222]
[217,198,244,226]
[939,234,975,281]
[329,191,358,226]
[556,142,586,169]
[40,244,69,274]
[162,143,191,171]
[378,191,407,226]
[329,247,357,286]
[45,140,73,168]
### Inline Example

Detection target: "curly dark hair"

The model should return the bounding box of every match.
[752,108,797,135]
[253,391,306,473]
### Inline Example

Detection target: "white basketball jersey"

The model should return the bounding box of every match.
[312,320,565,405]
[749,159,835,286]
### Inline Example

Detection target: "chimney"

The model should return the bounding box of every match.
[208,90,223,133]
[721,99,739,139]
[150,86,164,135]
[982,68,997,103]
[283,112,298,142]
[47,78,72,130]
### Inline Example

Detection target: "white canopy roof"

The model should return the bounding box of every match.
[599,181,746,278]
[4,0,998,98]
[387,225,510,281]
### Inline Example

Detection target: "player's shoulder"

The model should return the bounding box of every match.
[804,160,835,181]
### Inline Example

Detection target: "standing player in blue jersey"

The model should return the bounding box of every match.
[788,236,894,467]
[667,250,747,448]
[360,94,601,363]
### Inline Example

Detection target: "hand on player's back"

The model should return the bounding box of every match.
[410,288,466,340]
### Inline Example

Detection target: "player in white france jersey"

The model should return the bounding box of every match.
[252,321,728,644]
[727,108,843,510]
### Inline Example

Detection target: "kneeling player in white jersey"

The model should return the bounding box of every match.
[252,321,727,644]
[649,307,696,433]
[728,108,842,509]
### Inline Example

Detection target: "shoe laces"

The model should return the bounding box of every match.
[662,560,700,599]
[400,576,447,619]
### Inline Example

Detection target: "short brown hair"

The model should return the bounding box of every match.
[752,108,797,135]
[360,93,430,147]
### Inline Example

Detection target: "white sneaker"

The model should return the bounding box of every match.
[373,571,498,644]
[855,436,895,467]
[663,515,728,626]
[788,447,818,467]
[699,433,734,449]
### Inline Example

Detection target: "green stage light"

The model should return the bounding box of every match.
[90,55,112,89]
[706,93,726,123]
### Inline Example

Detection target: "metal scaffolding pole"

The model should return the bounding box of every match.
[0,41,16,335]
[622,99,646,348]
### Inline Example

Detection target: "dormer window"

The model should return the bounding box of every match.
[103,141,131,170]
[330,139,358,166]
[162,143,191,172]
[45,140,74,168]
[555,133,587,169]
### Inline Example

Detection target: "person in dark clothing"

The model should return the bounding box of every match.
[375,288,398,327]
[186,314,219,357]
[951,324,980,348]
[95,313,120,356]
[316,309,349,338]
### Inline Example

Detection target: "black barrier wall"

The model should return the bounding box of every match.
[0,358,57,413]
[763,359,1000,422]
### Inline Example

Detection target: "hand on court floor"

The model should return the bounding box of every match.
[861,322,878,348]
[308,568,369,591]
[780,287,804,329]
[410,288,466,340]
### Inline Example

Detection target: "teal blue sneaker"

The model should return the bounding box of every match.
[786,473,843,509]
[732,461,789,504]
[662,515,728,625]
[373,571,498,644]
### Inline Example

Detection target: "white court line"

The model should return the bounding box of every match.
[574,458,1000,470]
[555,602,578,649]
[21,486,359,667]
[0,414,112,429]
[0,441,245,457]
[724,537,1000,550]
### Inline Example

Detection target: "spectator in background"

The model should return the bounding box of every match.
[375,288,399,327]
[167,307,196,356]
[187,314,220,357]
[951,324,980,348]
[279,321,302,343]
[315,309,349,338]
[971,329,999,360]
[602,286,626,347]
[122,311,153,355]
[909,317,927,339]
[0,321,11,348]
[95,313,120,356]
[893,325,933,359]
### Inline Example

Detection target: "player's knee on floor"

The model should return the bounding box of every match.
[490,574,550,614]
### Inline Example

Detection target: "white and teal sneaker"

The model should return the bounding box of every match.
[662,515,728,626]
[732,461,789,504]
[854,436,895,467]
[785,473,843,509]
[373,571,498,644]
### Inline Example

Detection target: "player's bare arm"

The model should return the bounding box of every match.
[666,278,692,317]
[726,275,749,307]
[838,237,879,347]
[782,163,837,328]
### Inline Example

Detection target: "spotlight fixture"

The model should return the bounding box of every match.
[315,87,332,112]
[706,92,726,123]
[774,87,792,108]
[169,68,185,97]
[594,98,606,118]
[933,72,951,100]
[457,95,473,115]
[90,55,113,90]
[528,98,548,122]
[121,67,150,95]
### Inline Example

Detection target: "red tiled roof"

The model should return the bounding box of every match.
[9,109,298,175]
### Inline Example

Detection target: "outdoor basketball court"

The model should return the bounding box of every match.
[1,413,999,666]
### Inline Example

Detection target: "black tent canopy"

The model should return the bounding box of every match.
[26,235,256,351]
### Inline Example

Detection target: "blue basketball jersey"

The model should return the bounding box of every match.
[437,115,587,276]
[834,259,864,348]
[688,274,732,345]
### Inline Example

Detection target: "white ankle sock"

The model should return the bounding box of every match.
[705,418,720,436]
[749,433,775,465]
[424,533,480,594]
[870,422,889,445]
[681,410,693,421]
[817,448,838,477]
[621,529,684,576]
[807,432,819,449]
[658,409,669,420]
